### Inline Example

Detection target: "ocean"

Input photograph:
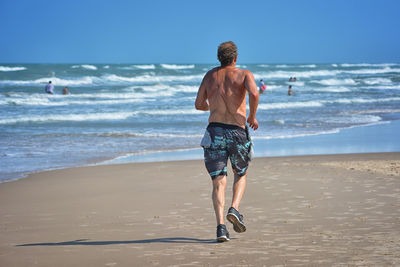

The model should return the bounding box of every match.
[1,63,400,182]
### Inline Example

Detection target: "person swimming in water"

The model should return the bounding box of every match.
[62,87,69,95]
[45,81,54,94]
[259,79,267,94]
[288,85,295,96]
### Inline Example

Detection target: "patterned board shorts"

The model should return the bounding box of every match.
[201,122,252,179]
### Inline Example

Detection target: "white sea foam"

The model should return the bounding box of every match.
[0,66,26,72]
[117,66,136,70]
[331,64,338,67]
[273,119,285,125]
[96,132,202,138]
[333,97,400,104]
[363,78,392,85]
[160,64,195,70]
[0,97,60,106]
[133,64,156,70]
[0,91,168,107]
[104,74,203,83]
[0,76,100,86]
[0,107,204,123]
[175,85,199,92]
[252,129,341,140]
[140,109,203,115]
[0,96,150,106]
[258,101,324,110]
[72,64,97,70]
[125,84,198,93]
[343,67,400,75]
[256,67,400,80]
[314,86,351,93]
[327,114,382,124]
[260,85,281,90]
[355,109,400,114]
[103,65,110,69]
[257,97,400,111]
[299,64,317,68]
[273,64,316,68]
[0,73,204,87]
[0,112,135,125]
[255,69,340,79]
[311,78,357,86]
[341,63,397,67]
[365,85,400,90]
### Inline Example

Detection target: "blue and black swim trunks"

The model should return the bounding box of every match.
[201,122,253,179]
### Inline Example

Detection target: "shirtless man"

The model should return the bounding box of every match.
[195,41,259,242]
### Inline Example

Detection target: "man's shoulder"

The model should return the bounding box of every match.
[241,68,254,78]
[232,68,253,80]
[240,68,252,74]
[204,67,218,79]
[207,67,219,74]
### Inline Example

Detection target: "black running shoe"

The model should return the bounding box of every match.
[216,224,230,242]
[226,207,246,233]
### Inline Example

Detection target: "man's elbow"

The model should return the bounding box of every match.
[195,102,203,110]
[195,102,201,110]
[249,89,259,100]
[195,104,207,111]
[195,102,208,111]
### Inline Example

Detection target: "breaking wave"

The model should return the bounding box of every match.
[0,66,26,72]
[160,64,195,70]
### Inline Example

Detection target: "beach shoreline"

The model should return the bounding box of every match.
[102,116,400,165]
[2,63,400,184]
[3,116,400,184]
[1,152,399,266]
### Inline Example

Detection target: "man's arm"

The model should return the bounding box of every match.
[195,75,210,111]
[244,71,259,130]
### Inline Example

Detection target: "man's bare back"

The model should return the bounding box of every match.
[196,41,259,242]
[195,65,259,130]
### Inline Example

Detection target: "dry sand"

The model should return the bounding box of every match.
[1,153,399,266]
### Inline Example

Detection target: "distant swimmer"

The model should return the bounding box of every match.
[45,81,54,94]
[62,87,69,95]
[288,85,295,96]
[289,77,297,82]
[259,79,267,94]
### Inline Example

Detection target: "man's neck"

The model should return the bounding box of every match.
[221,62,236,69]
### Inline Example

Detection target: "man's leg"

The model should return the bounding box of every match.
[231,172,247,210]
[226,172,247,233]
[212,175,227,225]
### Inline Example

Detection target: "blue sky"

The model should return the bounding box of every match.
[1,0,399,64]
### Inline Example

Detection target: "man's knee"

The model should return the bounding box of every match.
[212,175,227,189]
[234,171,247,182]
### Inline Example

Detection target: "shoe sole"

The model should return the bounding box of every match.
[217,235,230,242]
[227,213,246,233]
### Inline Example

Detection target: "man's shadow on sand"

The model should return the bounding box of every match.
[17,237,220,247]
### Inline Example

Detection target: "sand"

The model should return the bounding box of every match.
[1,153,400,266]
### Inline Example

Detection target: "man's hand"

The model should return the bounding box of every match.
[247,116,259,130]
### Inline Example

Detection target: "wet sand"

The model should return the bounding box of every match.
[1,153,399,266]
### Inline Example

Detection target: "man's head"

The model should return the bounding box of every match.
[217,41,237,67]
